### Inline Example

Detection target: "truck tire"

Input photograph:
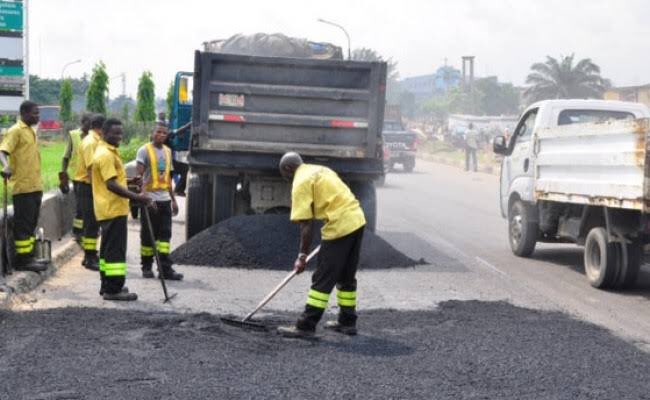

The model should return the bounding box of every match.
[584,227,619,289]
[614,239,642,289]
[214,175,237,225]
[350,181,377,232]
[186,173,212,240]
[508,200,538,257]
[404,158,415,172]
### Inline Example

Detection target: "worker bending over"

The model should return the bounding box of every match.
[78,114,105,270]
[92,118,150,301]
[59,113,92,245]
[277,152,366,338]
[0,101,48,272]
[135,122,182,280]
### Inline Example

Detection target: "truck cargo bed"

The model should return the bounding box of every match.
[535,118,650,211]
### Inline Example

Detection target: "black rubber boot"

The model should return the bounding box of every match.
[159,268,183,281]
[14,256,48,272]
[99,286,129,296]
[83,252,99,271]
[277,325,316,339]
[141,263,155,279]
[103,291,137,301]
[323,321,357,336]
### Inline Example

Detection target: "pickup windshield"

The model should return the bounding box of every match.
[558,109,635,126]
[383,121,404,131]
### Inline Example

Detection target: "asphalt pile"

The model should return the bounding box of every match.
[171,214,425,269]
[2,301,650,399]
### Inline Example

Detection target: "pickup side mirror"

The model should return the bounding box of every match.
[493,135,507,155]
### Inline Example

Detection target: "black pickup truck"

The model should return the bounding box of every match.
[382,120,418,172]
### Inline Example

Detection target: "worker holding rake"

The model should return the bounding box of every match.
[277,152,366,338]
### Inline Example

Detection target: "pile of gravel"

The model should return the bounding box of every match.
[3,302,650,399]
[171,214,425,269]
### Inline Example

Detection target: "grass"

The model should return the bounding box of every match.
[1,135,147,203]
[420,139,499,168]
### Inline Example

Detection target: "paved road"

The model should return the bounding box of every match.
[12,160,650,349]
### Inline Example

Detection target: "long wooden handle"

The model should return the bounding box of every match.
[243,245,321,322]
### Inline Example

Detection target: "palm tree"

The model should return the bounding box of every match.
[524,54,611,103]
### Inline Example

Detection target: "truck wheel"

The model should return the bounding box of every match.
[186,173,213,240]
[614,239,642,289]
[508,200,538,257]
[350,181,377,232]
[214,175,237,224]
[375,175,386,187]
[404,158,415,172]
[584,227,619,289]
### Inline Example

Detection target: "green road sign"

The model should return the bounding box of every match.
[0,1,23,32]
[0,65,23,76]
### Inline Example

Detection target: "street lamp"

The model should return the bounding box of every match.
[317,18,351,60]
[60,59,82,79]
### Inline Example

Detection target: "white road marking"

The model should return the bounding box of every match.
[475,256,508,277]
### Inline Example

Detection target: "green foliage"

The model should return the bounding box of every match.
[121,101,130,121]
[134,71,156,122]
[30,75,89,107]
[59,79,73,122]
[421,96,451,121]
[86,62,109,114]
[166,81,174,119]
[119,133,148,163]
[524,54,611,104]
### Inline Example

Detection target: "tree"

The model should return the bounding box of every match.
[166,81,174,119]
[86,61,109,114]
[134,71,156,122]
[59,79,73,122]
[351,48,400,103]
[474,77,520,115]
[524,54,611,103]
[121,101,130,121]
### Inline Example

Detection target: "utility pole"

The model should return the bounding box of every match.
[317,18,351,60]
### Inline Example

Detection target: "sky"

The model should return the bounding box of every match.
[28,0,650,98]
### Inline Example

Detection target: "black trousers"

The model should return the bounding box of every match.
[140,200,173,269]
[173,160,188,193]
[99,216,127,294]
[72,181,84,237]
[12,191,42,262]
[78,182,99,256]
[297,226,364,331]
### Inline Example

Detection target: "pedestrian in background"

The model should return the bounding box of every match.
[77,114,105,271]
[277,152,366,338]
[92,118,150,301]
[60,113,92,245]
[0,101,48,272]
[135,122,183,280]
[464,122,478,172]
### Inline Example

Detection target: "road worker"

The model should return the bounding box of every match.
[92,118,150,301]
[77,114,105,270]
[135,122,183,280]
[0,101,48,272]
[59,113,92,245]
[276,152,366,338]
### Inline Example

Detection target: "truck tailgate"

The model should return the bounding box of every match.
[191,52,386,160]
[535,118,649,211]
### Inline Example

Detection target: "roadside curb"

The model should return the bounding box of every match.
[417,153,499,176]
[0,237,80,308]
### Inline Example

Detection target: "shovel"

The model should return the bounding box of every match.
[2,176,12,276]
[141,205,176,303]
[221,245,321,330]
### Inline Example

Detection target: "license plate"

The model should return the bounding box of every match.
[218,93,245,108]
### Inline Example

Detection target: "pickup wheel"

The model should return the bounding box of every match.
[508,200,538,257]
[403,158,415,172]
[584,227,619,289]
[350,181,377,232]
[186,173,213,240]
[613,239,642,289]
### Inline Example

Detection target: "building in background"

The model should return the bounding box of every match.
[401,65,462,102]
[604,85,650,109]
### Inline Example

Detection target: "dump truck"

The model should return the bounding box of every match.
[171,34,387,239]
[493,99,650,289]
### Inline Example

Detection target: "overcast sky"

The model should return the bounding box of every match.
[29,0,650,98]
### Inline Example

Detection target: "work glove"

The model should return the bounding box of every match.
[58,171,70,194]
[1,165,11,179]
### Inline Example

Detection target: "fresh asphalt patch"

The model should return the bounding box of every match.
[171,214,426,269]
[2,301,650,399]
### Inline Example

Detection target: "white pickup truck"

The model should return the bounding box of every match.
[493,99,650,289]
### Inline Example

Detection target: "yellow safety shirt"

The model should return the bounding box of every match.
[75,129,101,183]
[0,120,42,194]
[64,129,82,180]
[290,163,365,240]
[91,140,129,221]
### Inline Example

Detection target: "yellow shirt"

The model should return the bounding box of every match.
[0,120,42,194]
[91,141,129,221]
[64,129,82,180]
[290,163,366,240]
[75,129,101,183]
